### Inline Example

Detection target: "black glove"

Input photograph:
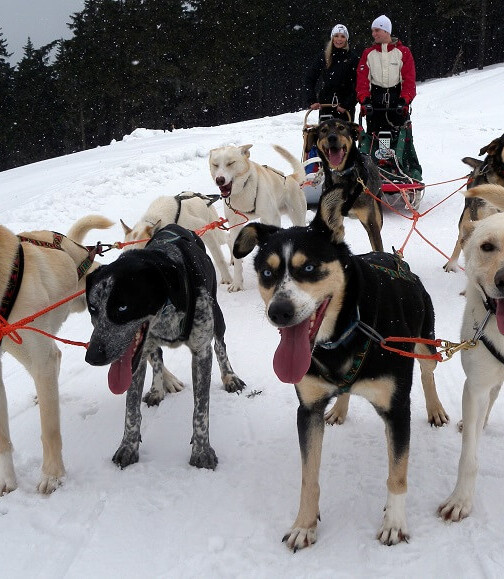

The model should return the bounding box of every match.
[361,98,373,117]
[396,98,409,116]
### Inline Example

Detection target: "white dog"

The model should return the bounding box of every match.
[209,144,307,291]
[439,183,504,522]
[0,215,113,494]
[121,192,231,284]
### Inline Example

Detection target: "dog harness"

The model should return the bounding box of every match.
[0,244,24,345]
[173,192,220,224]
[17,232,97,280]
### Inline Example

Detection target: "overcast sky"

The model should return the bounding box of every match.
[1,0,85,64]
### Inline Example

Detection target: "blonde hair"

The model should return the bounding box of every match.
[324,39,349,68]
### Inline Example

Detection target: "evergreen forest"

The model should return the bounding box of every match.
[0,0,502,171]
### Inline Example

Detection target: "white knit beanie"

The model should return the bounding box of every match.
[371,15,392,34]
[331,24,349,40]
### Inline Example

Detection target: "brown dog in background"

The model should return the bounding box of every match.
[444,133,504,272]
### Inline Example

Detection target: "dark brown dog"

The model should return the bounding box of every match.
[313,118,384,252]
[444,133,504,272]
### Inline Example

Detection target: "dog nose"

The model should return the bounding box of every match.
[268,299,295,326]
[216,176,226,186]
[327,134,338,145]
[85,341,108,366]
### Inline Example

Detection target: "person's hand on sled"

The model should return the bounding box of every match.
[396,98,409,116]
[310,103,321,110]
[360,98,373,116]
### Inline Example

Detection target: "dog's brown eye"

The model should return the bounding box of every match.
[481,242,496,252]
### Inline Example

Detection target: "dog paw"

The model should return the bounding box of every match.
[0,455,17,495]
[189,446,218,470]
[227,282,244,292]
[377,525,409,546]
[282,526,317,551]
[37,474,64,494]
[437,495,472,522]
[223,374,246,393]
[443,261,459,273]
[112,445,140,469]
[378,496,409,545]
[427,407,450,427]
[324,396,349,425]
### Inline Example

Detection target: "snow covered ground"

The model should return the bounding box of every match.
[1,64,504,578]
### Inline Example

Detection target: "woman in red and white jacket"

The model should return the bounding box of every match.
[357,15,416,135]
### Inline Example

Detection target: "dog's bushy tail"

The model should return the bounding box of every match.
[272,144,305,185]
[465,184,504,211]
[67,215,115,244]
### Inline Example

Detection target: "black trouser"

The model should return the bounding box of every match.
[366,83,405,134]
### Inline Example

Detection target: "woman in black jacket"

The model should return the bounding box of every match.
[305,24,359,121]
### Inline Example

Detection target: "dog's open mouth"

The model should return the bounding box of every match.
[487,297,504,335]
[108,322,148,395]
[218,183,232,198]
[273,298,331,384]
[324,145,347,169]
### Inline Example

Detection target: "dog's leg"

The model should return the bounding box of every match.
[352,206,384,252]
[324,393,350,425]
[484,383,501,428]
[202,232,232,285]
[213,337,246,393]
[284,396,326,551]
[416,344,449,426]
[0,364,17,494]
[143,348,184,407]
[113,361,147,468]
[438,379,493,521]
[227,225,245,292]
[443,204,470,272]
[378,416,410,545]
[32,343,65,493]
[189,343,218,469]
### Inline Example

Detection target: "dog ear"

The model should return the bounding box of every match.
[312,190,346,244]
[149,219,163,237]
[480,137,500,156]
[120,219,132,235]
[462,156,482,170]
[349,122,360,141]
[240,144,253,158]
[233,223,279,259]
[304,127,318,153]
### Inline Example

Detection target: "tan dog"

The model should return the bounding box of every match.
[444,134,504,272]
[0,215,113,495]
[121,192,231,284]
[209,144,307,291]
[439,183,504,522]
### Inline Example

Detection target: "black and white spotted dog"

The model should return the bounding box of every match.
[85,224,245,469]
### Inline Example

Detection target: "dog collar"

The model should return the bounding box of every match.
[329,166,355,178]
[319,306,360,350]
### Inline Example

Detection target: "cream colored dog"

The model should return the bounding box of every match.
[0,215,113,494]
[121,192,231,284]
[209,144,307,291]
[439,184,504,521]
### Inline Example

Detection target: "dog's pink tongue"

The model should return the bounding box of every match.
[496,299,504,335]
[273,318,312,384]
[329,149,344,167]
[108,340,135,395]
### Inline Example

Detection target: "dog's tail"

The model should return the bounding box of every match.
[272,144,305,185]
[465,184,504,211]
[67,215,115,244]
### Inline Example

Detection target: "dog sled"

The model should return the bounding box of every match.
[358,107,424,210]
[301,106,425,210]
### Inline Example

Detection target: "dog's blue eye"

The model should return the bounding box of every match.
[262,269,272,277]
[88,304,96,313]
[118,305,128,312]
[304,264,315,272]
